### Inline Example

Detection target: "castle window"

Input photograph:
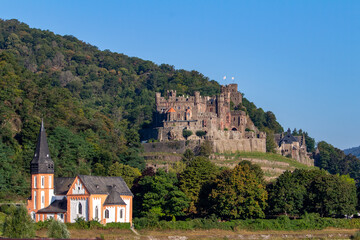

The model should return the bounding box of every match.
[41,176,44,188]
[49,176,52,188]
[78,203,82,214]
[95,206,99,219]
[60,214,64,219]
[34,176,37,188]
[105,209,109,219]
[120,209,123,219]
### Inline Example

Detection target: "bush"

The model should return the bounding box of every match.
[104,222,131,229]
[73,216,89,229]
[47,219,70,239]
[132,216,360,231]
[0,204,16,215]
[183,129,193,139]
[3,206,35,238]
[196,130,207,137]
[351,231,360,240]
[36,219,52,230]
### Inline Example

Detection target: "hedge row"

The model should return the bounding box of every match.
[133,214,360,231]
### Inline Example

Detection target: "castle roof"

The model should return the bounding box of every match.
[30,119,54,174]
[167,107,176,113]
[279,130,298,146]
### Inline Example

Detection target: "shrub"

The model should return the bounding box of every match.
[3,206,35,238]
[104,222,131,229]
[351,231,360,240]
[196,130,207,137]
[0,204,16,215]
[183,129,193,139]
[47,219,70,239]
[36,219,52,230]
[73,216,89,229]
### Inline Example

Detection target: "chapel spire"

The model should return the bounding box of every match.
[30,119,54,174]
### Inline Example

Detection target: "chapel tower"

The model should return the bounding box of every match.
[27,120,55,220]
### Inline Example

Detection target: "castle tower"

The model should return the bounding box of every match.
[27,120,55,221]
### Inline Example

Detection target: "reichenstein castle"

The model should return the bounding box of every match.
[142,84,312,166]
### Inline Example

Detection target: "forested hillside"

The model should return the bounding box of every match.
[1,19,360,226]
[344,146,360,159]
[0,19,285,198]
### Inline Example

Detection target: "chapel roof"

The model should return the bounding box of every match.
[54,177,76,195]
[78,175,133,196]
[104,188,127,205]
[37,199,67,213]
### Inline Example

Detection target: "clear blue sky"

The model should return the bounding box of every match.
[1,0,359,150]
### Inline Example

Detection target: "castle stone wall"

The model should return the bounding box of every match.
[212,139,266,153]
[142,138,266,154]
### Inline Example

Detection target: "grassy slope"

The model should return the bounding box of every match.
[143,151,315,181]
[212,152,315,180]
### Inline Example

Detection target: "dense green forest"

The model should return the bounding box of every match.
[0,19,286,198]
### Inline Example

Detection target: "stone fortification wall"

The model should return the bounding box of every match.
[142,138,266,154]
[142,140,199,154]
[212,139,266,153]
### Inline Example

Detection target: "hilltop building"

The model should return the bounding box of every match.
[274,129,312,165]
[147,84,266,153]
[27,121,133,224]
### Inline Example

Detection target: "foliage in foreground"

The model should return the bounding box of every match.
[47,219,70,239]
[2,206,35,238]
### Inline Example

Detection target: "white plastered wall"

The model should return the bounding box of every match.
[70,198,88,223]
[104,206,116,223]
[124,198,130,223]
[117,206,126,223]
[92,197,102,221]
[72,179,85,194]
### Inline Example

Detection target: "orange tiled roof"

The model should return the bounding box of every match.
[168,107,176,113]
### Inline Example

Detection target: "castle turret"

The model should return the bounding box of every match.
[155,92,161,106]
[27,120,55,221]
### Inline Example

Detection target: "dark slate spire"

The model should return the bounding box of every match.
[30,119,54,174]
